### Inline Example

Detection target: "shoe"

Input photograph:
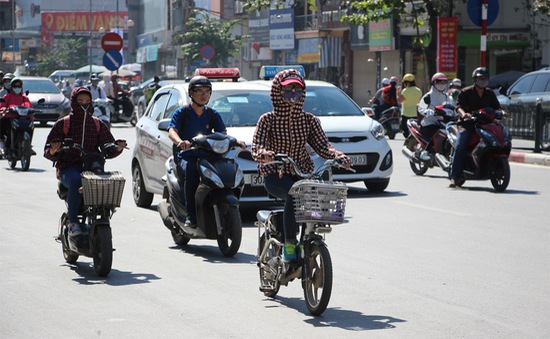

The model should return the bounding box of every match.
[449,179,462,188]
[419,150,432,161]
[184,218,197,229]
[282,243,297,262]
[0,140,5,156]
[68,222,83,238]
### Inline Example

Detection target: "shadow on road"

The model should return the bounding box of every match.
[68,264,161,286]
[263,295,406,330]
[168,244,257,265]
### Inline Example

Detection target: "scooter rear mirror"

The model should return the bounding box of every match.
[423,95,431,105]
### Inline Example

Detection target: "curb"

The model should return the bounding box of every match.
[509,151,550,167]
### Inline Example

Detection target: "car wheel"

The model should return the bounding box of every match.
[132,163,154,208]
[364,179,389,192]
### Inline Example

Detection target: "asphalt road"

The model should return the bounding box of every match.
[1,124,549,338]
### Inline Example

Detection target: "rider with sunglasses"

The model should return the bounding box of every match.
[0,77,32,154]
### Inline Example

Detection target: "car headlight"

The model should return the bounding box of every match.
[200,165,224,188]
[208,138,230,154]
[370,121,385,140]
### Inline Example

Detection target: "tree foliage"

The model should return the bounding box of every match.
[173,11,248,68]
[26,37,88,77]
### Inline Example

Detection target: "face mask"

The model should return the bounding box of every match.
[475,79,489,88]
[435,83,447,92]
[13,87,22,94]
[282,89,303,105]
[81,104,90,111]
[5,83,11,89]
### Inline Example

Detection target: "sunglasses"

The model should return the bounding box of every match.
[12,85,22,88]
[435,80,447,84]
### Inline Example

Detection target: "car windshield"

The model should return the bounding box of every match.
[23,79,61,94]
[211,90,273,127]
[303,86,364,117]
[210,85,363,127]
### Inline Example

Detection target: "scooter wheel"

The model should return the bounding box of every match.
[93,225,113,277]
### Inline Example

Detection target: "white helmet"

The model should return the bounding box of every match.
[381,78,390,86]
[450,78,462,88]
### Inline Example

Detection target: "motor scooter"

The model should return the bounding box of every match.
[0,98,44,171]
[54,139,126,276]
[93,97,113,130]
[445,108,512,192]
[377,106,401,139]
[402,104,456,175]
[158,132,245,257]
[110,92,136,126]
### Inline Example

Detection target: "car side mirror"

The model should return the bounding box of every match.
[25,90,29,96]
[158,118,171,131]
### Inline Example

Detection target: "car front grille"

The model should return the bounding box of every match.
[35,104,59,109]
[328,136,368,143]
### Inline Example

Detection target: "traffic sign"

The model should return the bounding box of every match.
[103,49,123,71]
[467,0,499,27]
[200,45,215,60]
[101,32,123,51]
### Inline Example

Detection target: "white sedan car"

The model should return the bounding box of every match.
[132,73,392,207]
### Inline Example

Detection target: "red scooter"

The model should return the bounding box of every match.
[402,104,456,175]
[446,108,512,192]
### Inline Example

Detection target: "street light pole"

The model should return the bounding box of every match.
[89,0,93,79]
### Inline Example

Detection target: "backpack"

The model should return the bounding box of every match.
[62,115,101,136]
[382,86,397,105]
[172,105,216,158]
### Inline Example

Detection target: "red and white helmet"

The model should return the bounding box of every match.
[431,72,448,84]
[389,76,398,84]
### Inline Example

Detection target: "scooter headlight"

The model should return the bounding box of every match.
[200,165,224,188]
[234,167,244,188]
[208,138,230,154]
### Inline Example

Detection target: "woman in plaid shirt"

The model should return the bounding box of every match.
[44,87,127,238]
[252,69,351,262]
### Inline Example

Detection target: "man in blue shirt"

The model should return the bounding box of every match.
[167,76,227,228]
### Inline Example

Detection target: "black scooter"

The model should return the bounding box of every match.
[55,140,126,277]
[110,92,136,126]
[158,132,244,257]
[0,98,44,171]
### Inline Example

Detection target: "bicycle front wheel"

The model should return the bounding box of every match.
[303,242,333,316]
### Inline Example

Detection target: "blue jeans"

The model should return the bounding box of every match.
[264,173,299,243]
[450,126,475,181]
[59,165,83,223]
[177,157,200,223]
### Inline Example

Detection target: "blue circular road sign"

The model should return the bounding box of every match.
[467,0,500,27]
[103,49,123,71]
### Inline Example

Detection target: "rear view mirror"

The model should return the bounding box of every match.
[423,95,431,105]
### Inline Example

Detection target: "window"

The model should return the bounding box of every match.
[147,91,170,121]
[163,90,181,120]
[508,75,534,95]
[531,74,550,94]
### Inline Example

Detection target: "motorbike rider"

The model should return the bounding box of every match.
[87,73,108,116]
[448,78,462,105]
[449,67,505,188]
[44,87,127,238]
[397,73,423,138]
[251,68,351,263]
[105,74,131,116]
[0,72,15,98]
[416,72,454,161]
[0,77,32,154]
[374,76,399,120]
[167,76,245,229]
[144,76,161,105]
[369,77,389,106]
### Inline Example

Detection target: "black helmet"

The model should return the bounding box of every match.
[90,73,100,81]
[188,76,212,92]
[472,67,490,79]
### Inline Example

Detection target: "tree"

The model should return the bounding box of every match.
[26,37,88,77]
[173,10,248,69]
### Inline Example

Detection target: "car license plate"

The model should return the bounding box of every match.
[250,174,264,187]
[349,154,367,166]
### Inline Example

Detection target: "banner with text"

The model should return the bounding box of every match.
[437,17,458,75]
